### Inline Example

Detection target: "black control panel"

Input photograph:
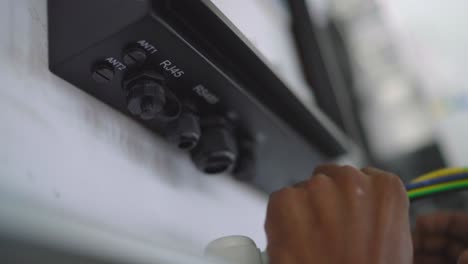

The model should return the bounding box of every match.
[48,0,349,192]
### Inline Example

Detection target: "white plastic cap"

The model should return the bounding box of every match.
[205,236,264,264]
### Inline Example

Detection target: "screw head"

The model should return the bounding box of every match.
[126,79,166,120]
[92,64,114,83]
[122,48,147,67]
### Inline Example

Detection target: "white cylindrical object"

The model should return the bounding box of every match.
[205,236,265,264]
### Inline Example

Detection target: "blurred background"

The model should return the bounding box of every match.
[1,0,468,262]
[210,0,468,220]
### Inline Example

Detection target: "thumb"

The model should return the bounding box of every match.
[458,250,468,264]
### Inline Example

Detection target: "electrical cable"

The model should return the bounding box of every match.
[411,167,468,183]
[409,179,468,195]
[408,180,468,200]
[404,167,468,201]
[406,173,468,191]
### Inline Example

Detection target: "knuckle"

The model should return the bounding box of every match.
[363,166,400,178]
[338,165,365,186]
[388,175,409,207]
[292,180,308,189]
[265,187,301,230]
[342,165,358,172]
[269,187,296,203]
[309,173,332,187]
[379,172,399,188]
[266,189,293,224]
[361,166,376,173]
[371,172,408,203]
[314,163,338,173]
[341,166,363,179]
[372,169,398,182]
[389,174,405,190]
[387,171,401,178]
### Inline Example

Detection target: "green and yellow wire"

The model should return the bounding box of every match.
[407,167,468,201]
[411,167,468,183]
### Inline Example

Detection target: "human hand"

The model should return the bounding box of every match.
[265,165,412,264]
[414,212,468,264]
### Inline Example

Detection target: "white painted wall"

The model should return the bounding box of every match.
[0,0,268,256]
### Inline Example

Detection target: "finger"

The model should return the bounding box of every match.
[361,167,403,187]
[265,188,301,243]
[313,163,341,176]
[415,229,467,262]
[361,166,397,176]
[306,173,342,226]
[416,212,451,234]
[292,180,308,189]
[458,250,468,264]
[416,234,449,254]
[362,167,408,208]
[413,253,448,264]
[314,165,368,193]
[417,212,468,242]
[293,173,333,190]
[314,165,369,207]
[314,164,365,181]
[267,246,297,264]
[265,188,312,244]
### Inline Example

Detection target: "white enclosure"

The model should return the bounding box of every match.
[0,0,271,257]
